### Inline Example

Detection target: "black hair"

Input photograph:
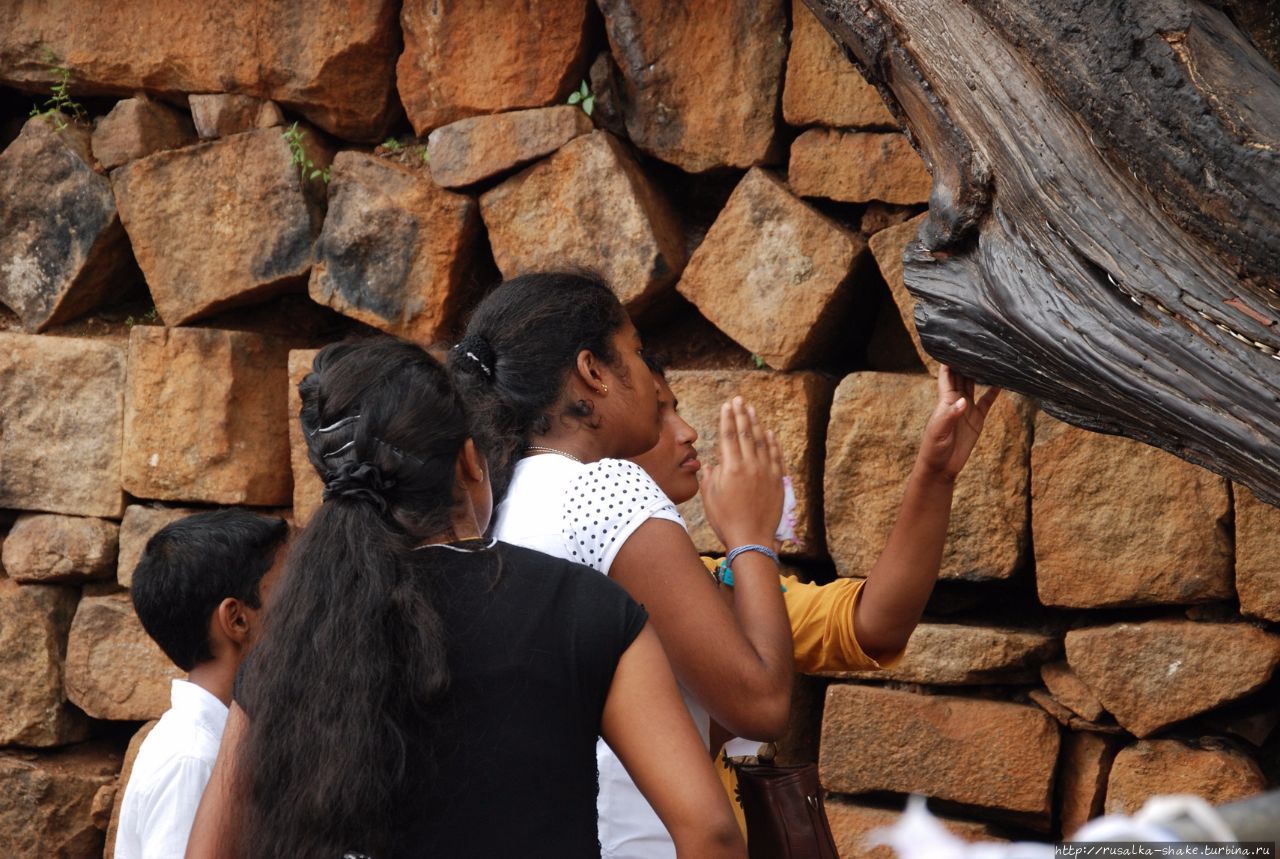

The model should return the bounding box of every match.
[642,351,669,379]
[449,271,629,503]
[234,337,484,859]
[131,509,288,672]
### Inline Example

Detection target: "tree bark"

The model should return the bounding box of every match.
[803,0,1280,504]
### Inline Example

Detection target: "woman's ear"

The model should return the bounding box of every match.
[574,348,605,392]
[459,437,487,483]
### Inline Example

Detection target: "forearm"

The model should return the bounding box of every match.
[721,551,794,735]
[855,459,956,659]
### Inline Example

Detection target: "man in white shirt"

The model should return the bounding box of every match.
[115,510,288,859]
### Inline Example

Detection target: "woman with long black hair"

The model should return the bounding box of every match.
[185,339,743,859]
[450,272,794,859]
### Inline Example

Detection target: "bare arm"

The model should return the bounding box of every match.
[855,366,1001,661]
[602,625,746,859]
[610,399,793,739]
[184,703,247,859]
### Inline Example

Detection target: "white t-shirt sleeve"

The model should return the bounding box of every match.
[134,755,215,859]
[561,458,684,574]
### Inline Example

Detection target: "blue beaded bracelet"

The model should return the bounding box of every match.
[716,544,785,591]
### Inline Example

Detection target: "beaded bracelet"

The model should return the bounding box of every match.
[716,544,785,591]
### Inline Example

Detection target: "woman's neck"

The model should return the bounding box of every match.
[528,428,612,464]
[417,510,484,546]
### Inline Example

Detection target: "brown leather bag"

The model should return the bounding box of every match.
[733,760,840,859]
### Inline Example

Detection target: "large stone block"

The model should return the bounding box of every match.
[112,126,328,326]
[0,332,126,518]
[868,214,938,375]
[826,799,1003,859]
[0,743,120,859]
[820,684,1059,825]
[64,593,182,721]
[789,130,932,205]
[1032,415,1232,608]
[427,105,594,189]
[188,94,284,139]
[397,0,591,134]
[0,116,133,331]
[0,2,400,140]
[1058,732,1118,838]
[1106,740,1265,816]
[1236,486,1280,622]
[782,0,897,129]
[1065,620,1280,738]
[825,374,1031,581]
[676,168,867,371]
[308,152,480,342]
[598,0,787,172]
[665,369,835,557]
[122,326,291,506]
[480,131,685,312]
[1040,661,1106,722]
[289,349,325,525]
[0,579,88,748]
[90,95,195,170]
[829,623,1059,685]
[115,505,201,589]
[2,514,118,584]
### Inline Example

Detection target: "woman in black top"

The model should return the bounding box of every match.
[185,340,742,859]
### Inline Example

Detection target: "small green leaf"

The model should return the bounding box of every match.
[309,169,321,180]
[752,354,767,369]
[582,95,595,117]
[567,91,582,105]
[579,80,590,98]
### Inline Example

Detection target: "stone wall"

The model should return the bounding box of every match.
[0,3,1276,856]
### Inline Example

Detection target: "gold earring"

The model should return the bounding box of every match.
[601,384,609,394]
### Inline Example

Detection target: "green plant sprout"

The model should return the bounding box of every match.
[125,307,159,328]
[28,52,87,130]
[567,80,595,117]
[283,121,330,184]
[752,354,767,370]
[381,137,404,153]
[380,136,430,165]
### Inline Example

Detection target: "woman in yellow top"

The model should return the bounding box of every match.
[630,359,1000,834]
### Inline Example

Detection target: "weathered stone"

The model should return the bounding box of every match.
[665,369,835,556]
[480,131,685,312]
[188,93,284,139]
[1065,620,1280,738]
[0,3,400,140]
[1058,732,1118,838]
[789,130,932,205]
[1041,661,1106,722]
[112,126,329,325]
[1106,740,1265,816]
[820,684,1059,824]
[1236,486,1280,622]
[427,105,594,189]
[90,95,195,170]
[0,743,120,859]
[782,0,898,130]
[122,326,291,505]
[586,50,628,139]
[104,721,155,859]
[1033,415,1232,608]
[308,152,480,342]
[869,214,938,375]
[598,0,787,172]
[0,578,88,748]
[676,169,867,371]
[830,623,1059,685]
[116,505,201,589]
[0,116,133,331]
[290,349,325,525]
[0,332,126,518]
[397,0,591,134]
[2,514,118,584]
[64,593,183,721]
[827,799,1004,859]
[826,374,1031,580]
[861,203,920,237]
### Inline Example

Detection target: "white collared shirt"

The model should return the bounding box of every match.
[115,679,229,859]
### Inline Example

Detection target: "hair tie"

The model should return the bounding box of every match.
[454,334,495,380]
[322,461,393,514]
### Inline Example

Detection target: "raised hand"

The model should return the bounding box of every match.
[700,396,786,549]
[916,365,1002,482]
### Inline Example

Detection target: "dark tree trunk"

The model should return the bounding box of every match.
[802,0,1280,504]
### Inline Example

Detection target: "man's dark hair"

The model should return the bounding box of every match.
[131,509,288,672]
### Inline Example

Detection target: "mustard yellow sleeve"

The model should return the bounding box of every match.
[782,576,904,674]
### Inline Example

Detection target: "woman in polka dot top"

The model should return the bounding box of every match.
[451,272,794,859]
